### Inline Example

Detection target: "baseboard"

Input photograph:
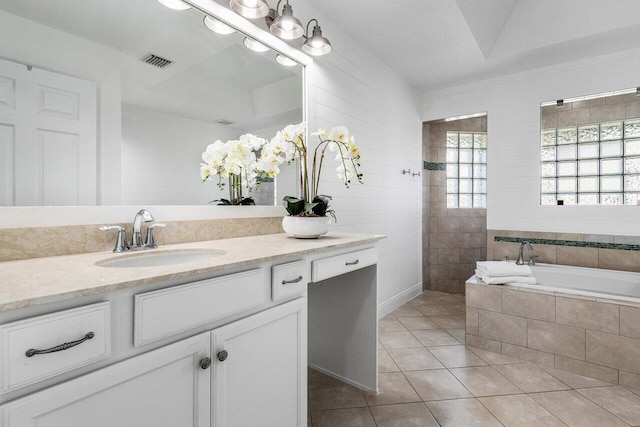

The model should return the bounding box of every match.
[308,363,378,394]
[377,282,422,319]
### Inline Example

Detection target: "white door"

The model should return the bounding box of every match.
[0,333,211,427]
[0,58,97,206]
[212,298,307,427]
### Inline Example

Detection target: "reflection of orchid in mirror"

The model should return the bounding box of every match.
[255,122,363,217]
[200,134,267,205]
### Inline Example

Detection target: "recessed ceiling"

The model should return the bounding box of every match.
[306,0,640,92]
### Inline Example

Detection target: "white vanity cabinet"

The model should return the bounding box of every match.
[0,332,212,427]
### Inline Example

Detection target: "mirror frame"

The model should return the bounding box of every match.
[0,0,314,228]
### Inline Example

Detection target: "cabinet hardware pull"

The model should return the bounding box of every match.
[345,260,360,266]
[282,276,303,285]
[217,350,229,362]
[25,332,95,358]
[199,357,212,370]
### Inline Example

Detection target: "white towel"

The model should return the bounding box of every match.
[475,270,537,285]
[476,261,532,277]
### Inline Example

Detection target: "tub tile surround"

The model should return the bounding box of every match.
[0,217,283,262]
[488,229,640,273]
[466,279,640,389]
[311,289,640,426]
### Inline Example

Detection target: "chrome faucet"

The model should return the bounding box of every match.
[516,240,533,265]
[131,209,154,249]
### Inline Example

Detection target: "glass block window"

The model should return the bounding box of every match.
[446,132,487,208]
[541,119,640,205]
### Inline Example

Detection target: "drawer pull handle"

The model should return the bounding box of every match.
[25,332,94,358]
[199,357,212,370]
[282,276,303,285]
[345,260,360,266]
[217,350,229,362]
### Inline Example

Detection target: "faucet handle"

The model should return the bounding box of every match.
[144,223,166,249]
[528,255,539,266]
[99,225,129,253]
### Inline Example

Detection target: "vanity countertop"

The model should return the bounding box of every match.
[0,232,384,312]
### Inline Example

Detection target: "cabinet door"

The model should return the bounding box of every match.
[212,298,307,427]
[0,333,210,427]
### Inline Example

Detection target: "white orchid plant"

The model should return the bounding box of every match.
[255,122,363,218]
[200,134,267,205]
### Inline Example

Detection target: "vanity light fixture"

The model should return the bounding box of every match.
[203,16,236,35]
[156,0,191,10]
[243,36,270,52]
[275,54,298,67]
[269,0,304,40]
[230,0,269,19]
[302,19,332,56]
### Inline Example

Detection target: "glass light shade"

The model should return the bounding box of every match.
[156,0,191,10]
[275,54,297,67]
[229,0,269,19]
[270,4,303,40]
[203,16,235,35]
[243,37,270,53]
[302,25,332,56]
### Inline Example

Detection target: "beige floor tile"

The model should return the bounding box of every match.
[539,365,614,389]
[411,329,460,347]
[493,363,570,393]
[428,345,488,368]
[478,394,565,427]
[311,407,376,427]
[396,316,439,330]
[446,328,466,344]
[468,346,524,365]
[380,314,396,321]
[447,304,467,314]
[391,305,424,317]
[426,398,503,426]
[364,372,421,406]
[577,386,640,425]
[379,318,408,332]
[429,315,466,329]
[530,390,629,427]
[449,366,522,397]
[415,305,454,316]
[387,348,444,371]
[378,349,400,373]
[379,331,422,349]
[404,369,473,401]
[308,369,367,411]
[369,402,439,427]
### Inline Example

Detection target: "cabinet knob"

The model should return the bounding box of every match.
[199,357,212,370]
[217,350,229,362]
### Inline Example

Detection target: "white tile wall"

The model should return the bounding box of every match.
[419,47,640,236]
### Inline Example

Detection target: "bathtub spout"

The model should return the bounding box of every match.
[516,240,533,265]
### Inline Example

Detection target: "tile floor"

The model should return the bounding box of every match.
[308,289,640,427]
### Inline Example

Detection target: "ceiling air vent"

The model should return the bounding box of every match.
[141,54,172,69]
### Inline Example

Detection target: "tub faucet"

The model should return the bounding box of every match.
[131,209,154,249]
[516,240,533,265]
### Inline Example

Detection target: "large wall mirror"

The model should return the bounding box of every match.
[539,87,640,206]
[0,0,303,208]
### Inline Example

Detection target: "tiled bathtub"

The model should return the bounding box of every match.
[465,264,640,391]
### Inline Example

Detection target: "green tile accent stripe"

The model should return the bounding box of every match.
[424,161,446,171]
[495,236,640,251]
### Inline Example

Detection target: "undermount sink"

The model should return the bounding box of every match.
[96,249,226,268]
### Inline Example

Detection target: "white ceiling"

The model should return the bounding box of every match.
[306,0,640,92]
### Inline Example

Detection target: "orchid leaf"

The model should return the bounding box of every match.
[283,196,305,216]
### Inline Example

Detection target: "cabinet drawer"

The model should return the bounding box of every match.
[271,260,309,302]
[0,302,110,393]
[135,269,268,346]
[312,247,378,282]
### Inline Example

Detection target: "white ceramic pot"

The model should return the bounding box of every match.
[282,216,331,239]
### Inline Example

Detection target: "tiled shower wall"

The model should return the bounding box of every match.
[488,229,640,273]
[423,117,487,293]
